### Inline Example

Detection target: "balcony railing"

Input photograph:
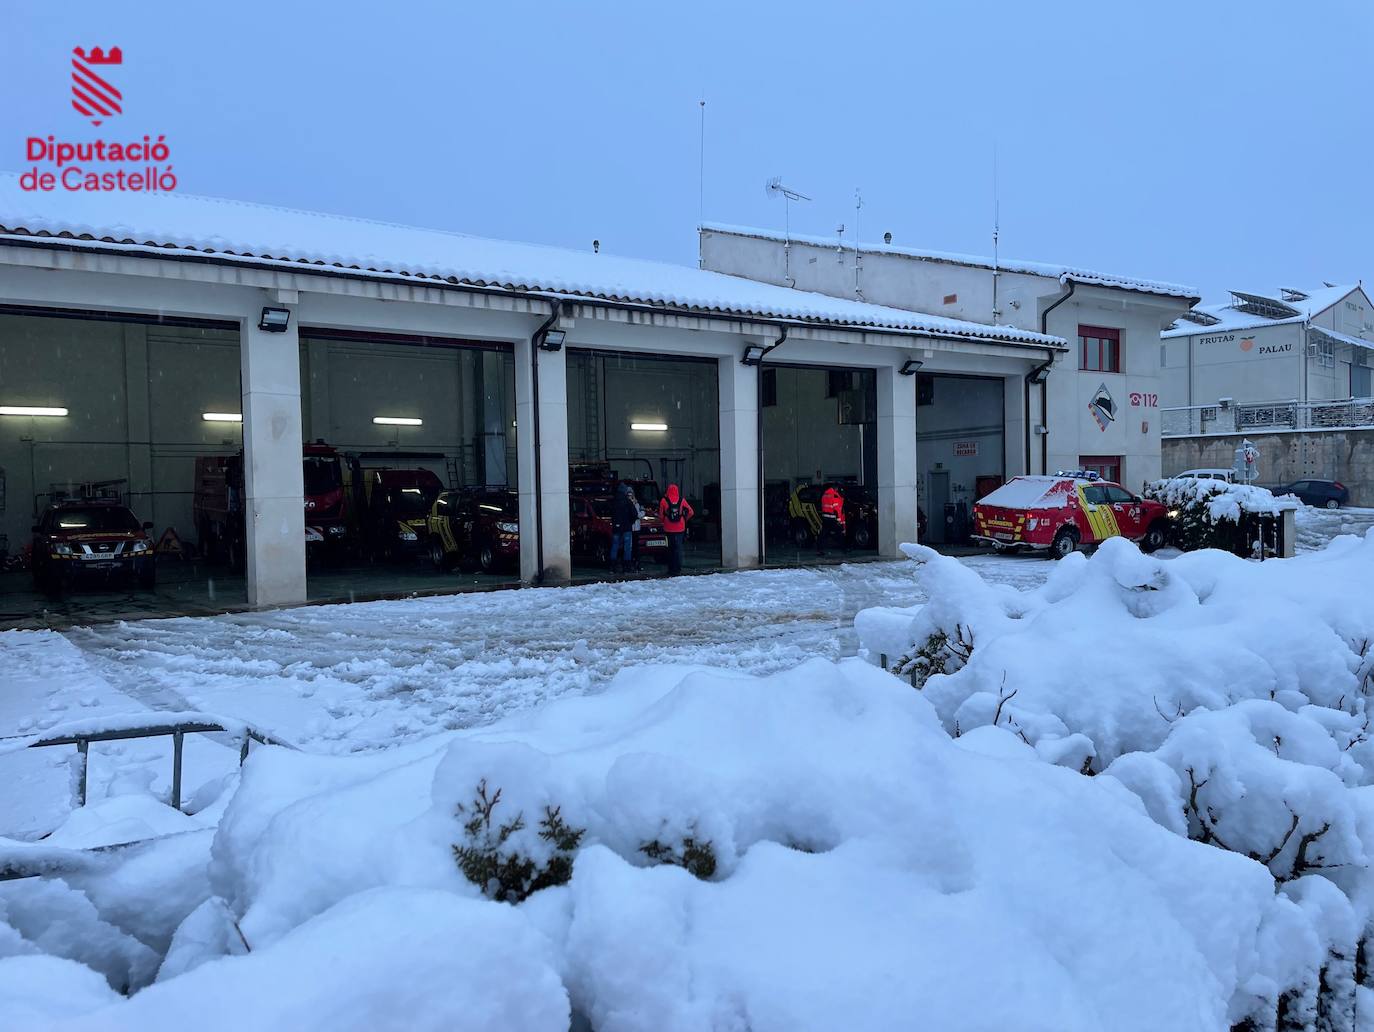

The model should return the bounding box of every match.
[1163,397,1374,436]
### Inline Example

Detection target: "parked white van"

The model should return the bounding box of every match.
[1173,468,1237,483]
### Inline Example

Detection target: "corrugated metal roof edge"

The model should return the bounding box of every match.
[0,227,1068,350]
[700,223,1201,302]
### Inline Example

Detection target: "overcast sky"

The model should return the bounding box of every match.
[6,1,1371,304]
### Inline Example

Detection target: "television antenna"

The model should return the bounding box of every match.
[765,177,811,287]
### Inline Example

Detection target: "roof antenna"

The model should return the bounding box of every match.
[854,187,864,301]
[697,96,706,224]
[765,177,811,288]
[991,144,1001,323]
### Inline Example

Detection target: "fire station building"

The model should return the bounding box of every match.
[0,179,1195,624]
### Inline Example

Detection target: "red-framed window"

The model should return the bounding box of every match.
[1078,455,1122,483]
[1079,325,1121,372]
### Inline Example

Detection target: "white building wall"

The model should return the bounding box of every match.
[1042,287,1178,488]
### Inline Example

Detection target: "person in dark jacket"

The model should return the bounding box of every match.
[658,483,695,576]
[610,482,637,574]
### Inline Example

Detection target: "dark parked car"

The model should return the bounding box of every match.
[1266,479,1349,509]
[31,500,156,592]
[570,495,668,566]
[361,468,444,560]
[427,487,519,573]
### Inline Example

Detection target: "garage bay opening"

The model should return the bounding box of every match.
[566,349,722,580]
[297,330,518,602]
[916,374,1006,548]
[761,365,880,566]
[0,308,249,626]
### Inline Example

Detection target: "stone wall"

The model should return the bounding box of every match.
[1162,429,1374,505]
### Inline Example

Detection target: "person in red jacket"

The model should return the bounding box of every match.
[658,484,695,576]
[817,485,847,556]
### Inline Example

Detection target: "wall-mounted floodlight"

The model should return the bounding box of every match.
[373,416,423,426]
[630,422,668,432]
[899,359,923,376]
[741,344,766,366]
[258,306,291,332]
[0,405,68,416]
[540,328,567,351]
[202,412,243,423]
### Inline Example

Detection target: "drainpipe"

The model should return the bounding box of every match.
[1030,280,1076,474]
[529,299,563,583]
[755,325,788,565]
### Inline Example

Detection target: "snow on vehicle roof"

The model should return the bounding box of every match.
[975,475,1082,509]
[1163,284,1365,337]
[701,223,1200,301]
[0,176,1064,349]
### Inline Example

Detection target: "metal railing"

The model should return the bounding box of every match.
[1164,397,1374,436]
[17,716,292,811]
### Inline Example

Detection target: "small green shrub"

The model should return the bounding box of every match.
[453,779,585,902]
[894,623,974,689]
[640,835,717,880]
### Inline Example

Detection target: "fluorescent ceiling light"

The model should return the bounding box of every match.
[630,422,668,432]
[373,416,423,426]
[0,405,68,417]
[202,412,243,422]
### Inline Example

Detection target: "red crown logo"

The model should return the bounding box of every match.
[71,45,124,126]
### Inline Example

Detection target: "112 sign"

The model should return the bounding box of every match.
[1129,392,1158,408]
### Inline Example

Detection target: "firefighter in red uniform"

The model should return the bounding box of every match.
[658,484,695,576]
[817,485,847,555]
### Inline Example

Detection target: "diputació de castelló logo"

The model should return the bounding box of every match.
[20,45,178,193]
[70,45,123,125]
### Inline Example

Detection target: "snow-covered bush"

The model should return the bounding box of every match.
[2,659,1305,1030]
[1146,477,1299,556]
[858,531,1374,1030]
[452,779,584,902]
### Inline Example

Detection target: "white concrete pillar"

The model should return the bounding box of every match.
[240,302,306,608]
[718,354,760,568]
[514,333,571,585]
[877,365,918,555]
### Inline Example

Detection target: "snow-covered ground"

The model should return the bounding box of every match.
[0,555,1050,838]
[1296,505,1374,553]
[1,517,1370,1029]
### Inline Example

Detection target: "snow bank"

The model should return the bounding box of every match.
[14,658,1278,1030]
[857,531,1374,1027]
[863,535,1374,766]
[5,887,569,1031]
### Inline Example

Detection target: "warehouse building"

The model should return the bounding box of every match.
[0,181,1183,624]
[1161,283,1374,422]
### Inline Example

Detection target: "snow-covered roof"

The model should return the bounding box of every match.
[1163,284,1363,338]
[701,222,1200,302]
[1309,323,1374,352]
[0,176,1065,350]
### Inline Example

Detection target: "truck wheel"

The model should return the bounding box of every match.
[1141,521,1168,553]
[1051,527,1079,560]
[791,520,812,547]
[851,523,872,549]
[593,541,609,567]
[430,540,451,571]
[479,545,496,573]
